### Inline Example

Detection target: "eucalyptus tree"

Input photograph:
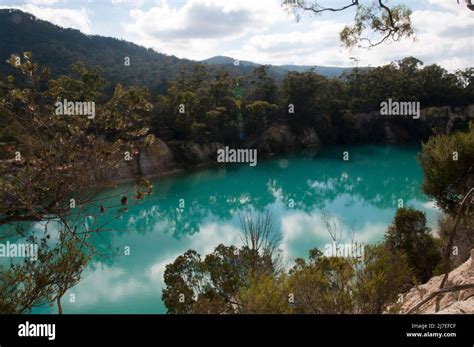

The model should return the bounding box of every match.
[285,0,472,48]
[0,52,154,313]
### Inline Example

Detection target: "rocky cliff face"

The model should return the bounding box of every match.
[95,137,179,184]
[399,250,474,314]
[138,137,179,176]
[168,141,223,167]
[256,124,320,154]
[345,105,474,144]
[98,104,473,183]
[100,124,321,183]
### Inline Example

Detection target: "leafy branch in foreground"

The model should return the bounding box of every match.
[0,234,89,314]
[0,52,154,313]
[285,0,415,48]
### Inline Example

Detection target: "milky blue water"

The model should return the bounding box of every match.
[31,145,440,313]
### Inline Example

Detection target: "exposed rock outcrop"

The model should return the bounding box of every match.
[342,104,474,144]
[261,124,297,154]
[96,138,180,184]
[138,137,178,176]
[299,128,320,148]
[258,124,321,154]
[93,125,322,185]
[168,141,223,167]
[399,250,474,314]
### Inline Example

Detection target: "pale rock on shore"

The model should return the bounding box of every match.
[399,250,474,314]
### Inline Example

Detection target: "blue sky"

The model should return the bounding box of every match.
[0,0,472,69]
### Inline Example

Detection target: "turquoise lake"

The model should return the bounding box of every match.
[32,145,441,314]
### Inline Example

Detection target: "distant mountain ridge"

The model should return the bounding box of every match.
[201,56,351,78]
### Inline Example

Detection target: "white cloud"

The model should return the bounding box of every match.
[225,20,351,66]
[428,0,467,12]
[124,0,292,60]
[66,263,148,307]
[0,4,92,34]
[27,0,61,5]
[187,221,242,254]
[111,0,145,8]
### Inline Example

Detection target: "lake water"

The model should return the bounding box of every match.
[32,145,440,313]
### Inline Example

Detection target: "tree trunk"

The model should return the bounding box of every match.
[57,296,63,315]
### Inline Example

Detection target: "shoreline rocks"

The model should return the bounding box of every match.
[399,249,474,314]
[95,104,474,184]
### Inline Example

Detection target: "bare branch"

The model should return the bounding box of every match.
[407,283,474,314]
[290,0,359,14]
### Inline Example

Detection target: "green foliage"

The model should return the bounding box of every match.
[288,249,354,314]
[48,61,106,102]
[385,207,442,283]
[0,52,152,225]
[246,65,277,104]
[153,66,241,143]
[342,58,472,113]
[238,273,292,314]
[419,123,474,215]
[244,101,278,137]
[340,4,414,48]
[161,249,204,314]
[163,241,416,314]
[0,52,152,313]
[437,214,474,269]
[0,235,88,314]
[162,244,275,314]
[0,10,188,95]
[289,1,414,48]
[354,244,412,314]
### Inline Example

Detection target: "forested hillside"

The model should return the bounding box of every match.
[0,9,192,94]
